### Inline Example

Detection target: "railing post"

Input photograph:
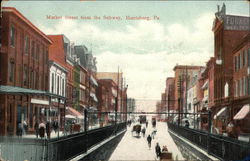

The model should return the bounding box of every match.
[207,110,212,154]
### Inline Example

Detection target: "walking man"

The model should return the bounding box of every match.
[147,135,152,149]
[155,142,161,159]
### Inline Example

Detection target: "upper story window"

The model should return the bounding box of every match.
[9,60,15,82]
[45,49,48,64]
[10,25,15,47]
[36,44,39,60]
[234,56,237,72]
[31,41,35,57]
[248,48,250,67]
[24,36,29,55]
[30,70,33,88]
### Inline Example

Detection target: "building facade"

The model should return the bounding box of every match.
[212,4,249,134]
[0,7,51,135]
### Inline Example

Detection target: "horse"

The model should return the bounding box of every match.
[131,124,141,137]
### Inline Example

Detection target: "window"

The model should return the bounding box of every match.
[9,61,15,82]
[238,80,240,97]
[10,25,15,46]
[24,36,29,55]
[31,41,35,57]
[36,45,40,60]
[234,56,237,71]
[248,48,250,67]
[45,50,48,64]
[57,75,60,95]
[243,51,245,67]
[51,73,54,93]
[248,76,250,95]
[235,81,237,97]
[238,55,240,70]
[36,44,39,60]
[62,79,65,96]
[23,65,28,86]
[30,70,33,88]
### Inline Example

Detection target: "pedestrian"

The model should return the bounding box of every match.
[185,120,190,128]
[53,120,58,134]
[155,142,161,158]
[142,127,146,137]
[151,130,157,139]
[23,120,28,135]
[147,135,152,149]
[146,121,148,128]
[17,122,23,137]
[39,122,45,139]
[46,121,51,139]
[34,121,39,138]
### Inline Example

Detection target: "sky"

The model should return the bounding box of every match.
[3,1,250,112]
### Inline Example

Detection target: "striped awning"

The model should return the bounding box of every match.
[234,104,250,120]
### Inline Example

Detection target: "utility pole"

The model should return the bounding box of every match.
[115,67,119,126]
[185,66,188,118]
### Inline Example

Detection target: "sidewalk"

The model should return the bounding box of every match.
[109,122,184,161]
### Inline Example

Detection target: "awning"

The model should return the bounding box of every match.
[0,85,66,99]
[66,107,84,119]
[214,107,227,119]
[0,85,46,95]
[233,104,250,120]
[90,92,98,102]
[88,106,98,111]
[65,114,76,119]
[202,80,208,89]
[90,76,98,87]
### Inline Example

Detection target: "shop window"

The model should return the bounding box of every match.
[9,60,15,82]
[29,105,33,128]
[8,104,13,123]
[10,25,15,47]
[30,70,33,88]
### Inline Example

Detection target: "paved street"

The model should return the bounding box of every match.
[109,121,184,161]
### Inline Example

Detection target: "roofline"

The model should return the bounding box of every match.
[3,7,52,44]
[233,33,250,55]
[173,65,203,71]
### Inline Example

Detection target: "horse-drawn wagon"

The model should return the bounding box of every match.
[131,124,141,136]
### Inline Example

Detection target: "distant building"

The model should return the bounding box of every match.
[173,65,203,123]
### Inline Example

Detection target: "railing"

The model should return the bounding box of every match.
[0,122,127,161]
[168,123,250,161]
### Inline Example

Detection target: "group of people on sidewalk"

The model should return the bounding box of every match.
[34,120,59,139]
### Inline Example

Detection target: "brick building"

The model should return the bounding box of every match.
[173,65,203,119]
[233,33,250,134]
[0,7,51,135]
[212,4,249,133]
[165,77,175,112]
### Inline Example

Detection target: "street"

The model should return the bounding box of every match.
[109,121,184,161]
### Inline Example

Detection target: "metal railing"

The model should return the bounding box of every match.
[0,122,126,161]
[168,123,250,161]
